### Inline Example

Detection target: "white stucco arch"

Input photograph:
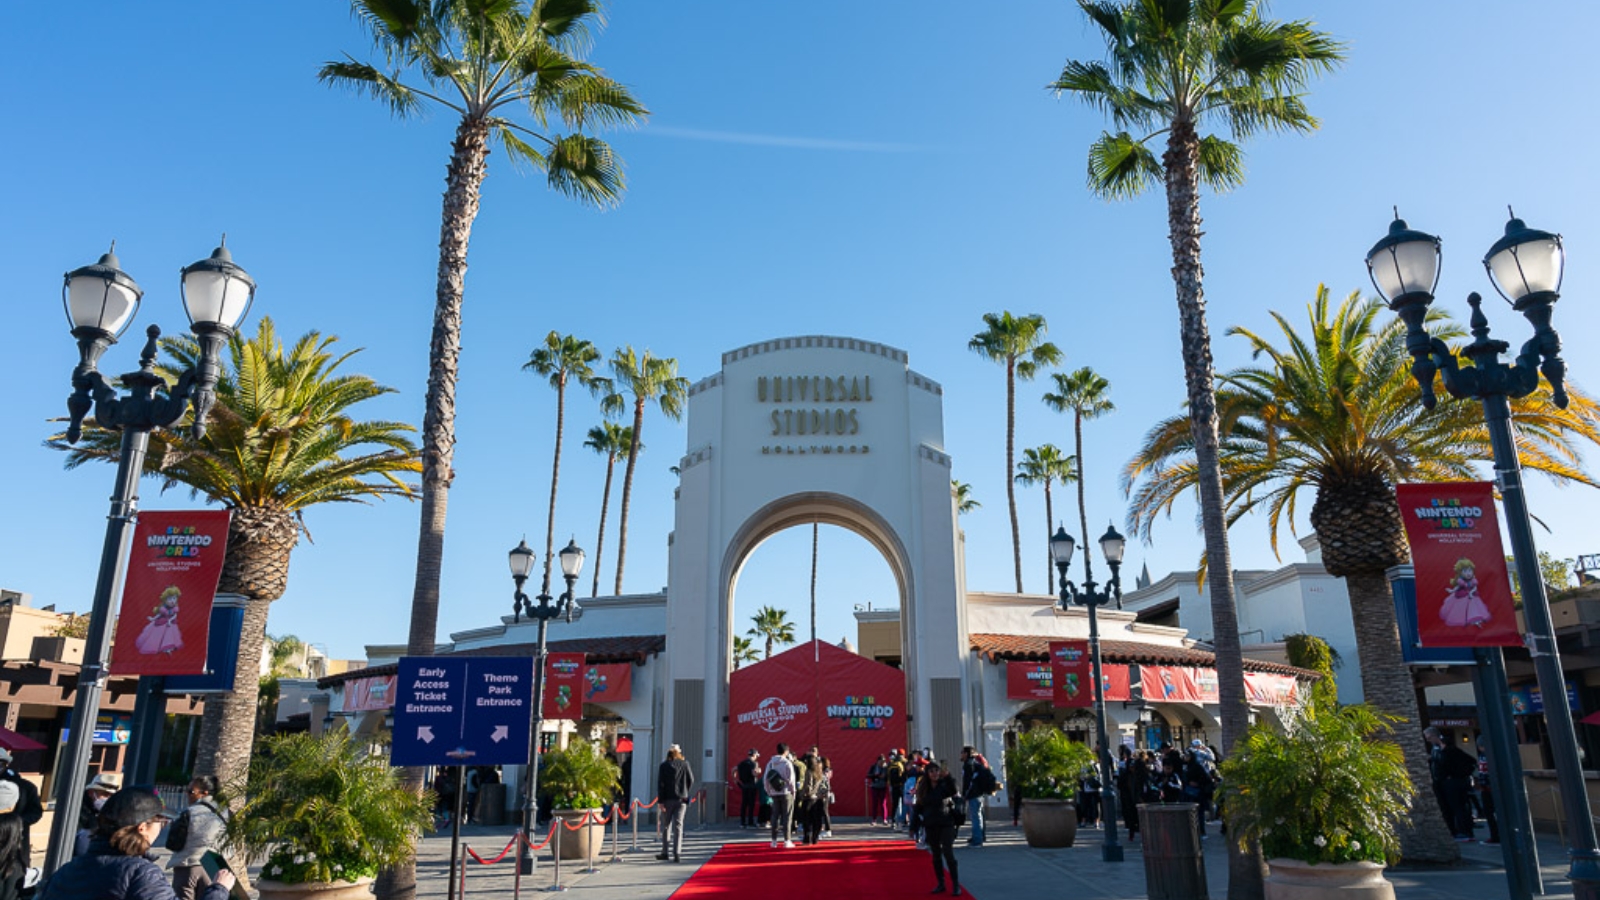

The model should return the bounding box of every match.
[664,336,968,814]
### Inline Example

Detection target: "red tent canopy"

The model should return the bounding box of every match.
[0,726,45,752]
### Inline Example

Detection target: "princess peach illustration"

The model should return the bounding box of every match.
[135,586,185,655]
[1440,558,1492,628]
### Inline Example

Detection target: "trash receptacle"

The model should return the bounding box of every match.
[1140,803,1207,900]
[477,782,507,826]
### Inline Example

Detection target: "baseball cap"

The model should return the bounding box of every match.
[747,748,758,757]
[0,748,12,765]
[98,788,169,830]
[1190,739,1204,748]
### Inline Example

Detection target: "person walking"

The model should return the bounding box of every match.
[1475,736,1500,845]
[904,753,926,846]
[916,761,963,896]
[74,772,123,856]
[169,776,227,900]
[764,743,796,849]
[796,752,826,845]
[0,752,40,869]
[887,750,908,830]
[41,789,237,900]
[656,744,694,863]
[736,749,761,828]
[818,756,834,838]
[1425,727,1477,840]
[867,755,889,825]
[959,746,996,847]
[1182,745,1216,837]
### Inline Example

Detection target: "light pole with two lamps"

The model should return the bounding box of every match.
[1366,211,1600,898]
[509,537,584,874]
[1050,523,1126,863]
[46,242,255,875]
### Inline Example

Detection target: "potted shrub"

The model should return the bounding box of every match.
[1005,725,1097,848]
[540,737,622,860]
[1221,705,1415,900]
[225,731,433,900]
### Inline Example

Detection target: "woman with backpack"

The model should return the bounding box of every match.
[169,776,227,900]
[796,752,827,845]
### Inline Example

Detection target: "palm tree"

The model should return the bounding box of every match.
[604,347,688,594]
[748,606,797,659]
[320,1,646,713]
[258,633,308,733]
[1053,8,1342,885]
[524,333,611,593]
[969,312,1063,593]
[1124,287,1600,862]
[951,480,980,515]
[50,319,419,793]
[582,422,635,598]
[1043,368,1116,587]
[1014,445,1076,594]
[732,635,759,671]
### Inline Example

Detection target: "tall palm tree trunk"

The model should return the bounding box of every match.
[1005,357,1024,593]
[542,375,567,594]
[614,401,645,595]
[1043,480,1056,594]
[1164,120,1259,899]
[1074,412,1092,583]
[591,453,616,598]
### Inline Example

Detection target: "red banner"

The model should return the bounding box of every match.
[1007,662,1053,701]
[1243,671,1300,707]
[1050,640,1092,708]
[1140,665,1219,703]
[1396,482,1520,647]
[110,510,230,676]
[1101,663,1132,702]
[582,662,632,705]
[728,640,906,818]
[543,653,586,720]
[346,675,397,711]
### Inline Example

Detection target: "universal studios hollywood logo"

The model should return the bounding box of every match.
[737,696,809,734]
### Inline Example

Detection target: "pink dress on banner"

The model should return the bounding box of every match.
[135,605,184,654]
[1439,575,1491,627]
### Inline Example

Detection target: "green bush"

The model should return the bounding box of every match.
[224,731,433,885]
[1221,705,1415,866]
[1004,726,1097,801]
[541,737,622,810]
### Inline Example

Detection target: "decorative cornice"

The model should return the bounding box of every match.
[722,335,908,366]
[678,446,713,471]
[688,372,723,397]
[907,370,943,395]
[919,444,952,468]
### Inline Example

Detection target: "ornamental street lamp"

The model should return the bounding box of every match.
[46,241,255,875]
[1367,211,1599,899]
[511,537,584,874]
[1051,523,1126,863]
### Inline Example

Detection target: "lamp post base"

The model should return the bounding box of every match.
[1569,852,1600,900]
[1102,841,1125,863]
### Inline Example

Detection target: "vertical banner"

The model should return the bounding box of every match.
[542,653,586,720]
[1396,482,1521,647]
[111,510,231,676]
[1050,640,1092,709]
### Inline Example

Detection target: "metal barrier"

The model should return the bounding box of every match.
[456,795,684,898]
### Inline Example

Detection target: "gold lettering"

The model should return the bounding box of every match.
[834,409,847,433]
[813,376,822,401]
[865,376,872,401]
[783,409,794,433]
[848,409,860,435]
[758,377,767,402]
[810,410,821,434]
[850,377,862,402]
[771,410,781,435]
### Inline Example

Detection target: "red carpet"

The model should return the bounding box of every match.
[673,839,975,899]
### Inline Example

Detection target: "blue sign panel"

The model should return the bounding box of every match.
[390,657,534,767]
[1391,572,1475,665]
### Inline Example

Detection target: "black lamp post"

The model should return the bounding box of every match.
[1367,211,1600,898]
[46,241,255,875]
[510,537,584,874]
[1051,523,1126,863]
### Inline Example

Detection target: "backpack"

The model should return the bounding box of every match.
[165,809,190,852]
[765,766,786,793]
[971,766,997,797]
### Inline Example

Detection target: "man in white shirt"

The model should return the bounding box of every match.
[763,743,796,849]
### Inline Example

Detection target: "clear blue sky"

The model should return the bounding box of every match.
[5,2,1599,661]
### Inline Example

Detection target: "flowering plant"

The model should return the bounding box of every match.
[1004,725,1097,801]
[225,731,433,884]
[1221,704,1414,866]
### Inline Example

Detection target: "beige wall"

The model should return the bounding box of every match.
[855,618,900,664]
[0,605,83,662]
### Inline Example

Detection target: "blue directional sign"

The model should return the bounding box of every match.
[390,656,535,767]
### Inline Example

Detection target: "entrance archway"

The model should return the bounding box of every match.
[664,336,967,820]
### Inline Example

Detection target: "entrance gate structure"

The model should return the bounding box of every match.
[666,336,968,818]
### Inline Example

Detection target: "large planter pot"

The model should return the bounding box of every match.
[256,877,375,900]
[1264,858,1394,900]
[551,807,607,860]
[1020,798,1078,848]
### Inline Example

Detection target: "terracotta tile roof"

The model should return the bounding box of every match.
[316,635,665,688]
[969,632,1318,678]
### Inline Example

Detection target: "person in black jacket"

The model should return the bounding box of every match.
[915,761,963,897]
[1425,727,1478,840]
[0,751,41,867]
[656,744,694,863]
[40,788,235,900]
[736,749,761,828]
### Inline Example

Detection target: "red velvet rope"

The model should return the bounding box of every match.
[463,834,520,865]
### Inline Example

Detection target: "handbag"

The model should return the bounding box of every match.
[165,809,191,852]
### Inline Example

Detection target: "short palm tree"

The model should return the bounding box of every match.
[604,347,688,594]
[524,332,611,593]
[732,635,759,671]
[50,319,419,793]
[1015,445,1076,594]
[969,312,1062,594]
[258,633,308,733]
[748,606,797,659]
[320,1,646,721]
[951,480,980,515]
[1125,287,1600,862]
[582,422,635,598]
[1043,367,1115,583]
[1054,7,1343,882]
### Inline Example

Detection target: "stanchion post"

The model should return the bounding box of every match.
[610,803,620,862]
[458,846,467,900]
[584,812,598,875]
[513,830,523,900]
[548,825,565,893]
[631,800,638,851]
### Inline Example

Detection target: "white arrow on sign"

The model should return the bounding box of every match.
[491,725,509,743]
[418,726,435,744]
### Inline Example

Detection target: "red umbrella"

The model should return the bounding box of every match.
[0,726,45,753]
[1580,711,1600,727]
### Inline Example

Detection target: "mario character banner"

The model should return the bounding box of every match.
[110,510,231,676]
[582,662,632,704]
[1050,640,1092,709]
[542,653,586,720]
[1396,482,1520,647]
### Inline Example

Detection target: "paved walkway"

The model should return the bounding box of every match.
[415,817,1581,899]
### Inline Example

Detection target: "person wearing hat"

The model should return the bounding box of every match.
[40,788,235,900]
[735,749,761,828]
[656,744,694,863]
[0,750,40,866]
[73,772,123,857]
